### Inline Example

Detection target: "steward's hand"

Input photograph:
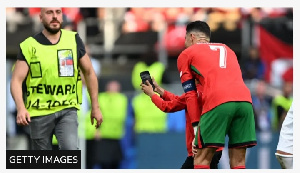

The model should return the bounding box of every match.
[16,108,31,126]
[90,107,103,129]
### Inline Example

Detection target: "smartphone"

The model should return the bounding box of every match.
[140,71,155,91]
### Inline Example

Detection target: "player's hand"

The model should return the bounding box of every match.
[192,138,197,156]
[141,80,155,97]
[16,108,31,126]
[90,107,103,129]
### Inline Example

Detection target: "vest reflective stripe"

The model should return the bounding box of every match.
[20,29,82,117]
[132,61,165,90]
[272,95,293,130]
[98,92,127,139]
[132,93,167,133]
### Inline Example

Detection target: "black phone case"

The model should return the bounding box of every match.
[140,71,155,90]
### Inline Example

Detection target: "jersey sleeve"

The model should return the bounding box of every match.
[162,90,179,101]
[151,94,186,113]
[177,52,201,125]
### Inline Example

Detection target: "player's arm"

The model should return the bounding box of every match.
[177,52,201,132]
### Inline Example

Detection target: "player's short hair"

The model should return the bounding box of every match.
[186,21,211,38]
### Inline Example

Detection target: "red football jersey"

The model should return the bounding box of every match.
[177,43,252,118]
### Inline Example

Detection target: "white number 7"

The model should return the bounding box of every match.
[209,45,227,68]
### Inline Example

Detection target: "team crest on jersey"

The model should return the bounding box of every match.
[58,49,74,77]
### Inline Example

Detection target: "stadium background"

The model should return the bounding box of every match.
[6,7,293,169]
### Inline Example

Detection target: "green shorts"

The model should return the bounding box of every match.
[195,101,257,149]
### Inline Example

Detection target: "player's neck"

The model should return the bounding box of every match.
[195,41,209,45]
[198,39,209,43]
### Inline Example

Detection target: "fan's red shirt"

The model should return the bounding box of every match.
[151,89,223,156]
[177,43,252,120]
[151,90,200,156]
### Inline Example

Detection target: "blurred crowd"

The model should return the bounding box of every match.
[6,7,292,51]
[6,7,293,169]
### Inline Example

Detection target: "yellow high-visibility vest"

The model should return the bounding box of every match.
[131,61,165,90]
[20,29,82,117]
[98,92,128,139]
[132,93,167,133]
